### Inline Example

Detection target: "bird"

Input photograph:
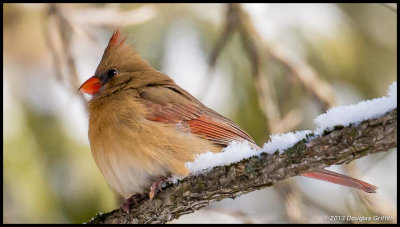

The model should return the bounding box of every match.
[79,29,377,211]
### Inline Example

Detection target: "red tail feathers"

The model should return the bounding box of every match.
[302,169,377,193]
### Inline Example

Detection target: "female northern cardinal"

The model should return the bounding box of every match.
[79,29,377,211]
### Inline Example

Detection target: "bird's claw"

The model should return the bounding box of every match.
[120,193,146,213]
[149,177,169,199]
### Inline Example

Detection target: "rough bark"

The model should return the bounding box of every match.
[87,109,397,224]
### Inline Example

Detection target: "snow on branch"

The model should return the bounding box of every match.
[87,82,397,224]
[186,82,397,174]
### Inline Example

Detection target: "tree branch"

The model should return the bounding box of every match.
[87,109,397,224]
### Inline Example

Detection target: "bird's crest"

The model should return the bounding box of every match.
[110,29,127,46]
[106,29,127,51]
[96,28,152,76]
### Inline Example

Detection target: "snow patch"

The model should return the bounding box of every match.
[186,130,312,174]
[262,130,312,154]
[314,81,397,134]
[185,141,257,174]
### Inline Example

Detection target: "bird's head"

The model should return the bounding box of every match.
[79,29,152,96]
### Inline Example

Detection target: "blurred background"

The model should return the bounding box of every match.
[3,3,397,224]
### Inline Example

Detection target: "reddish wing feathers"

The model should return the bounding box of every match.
[188,114,256,146]
[140,86,256,148]
[143,102,199,123]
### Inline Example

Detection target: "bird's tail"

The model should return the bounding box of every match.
[251,144,376,193]
[302,169,377,193]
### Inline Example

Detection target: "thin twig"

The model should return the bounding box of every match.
[196,4,238,101]
[46,4,88,110]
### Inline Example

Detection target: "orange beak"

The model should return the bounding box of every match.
[78,76,102,95]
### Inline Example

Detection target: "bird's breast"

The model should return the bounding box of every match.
[87,94,218,198]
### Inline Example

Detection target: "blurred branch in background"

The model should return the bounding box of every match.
[67,4,157,28]
[346,186,397,224]
[274,180,348,223]
[266,44,337,111]
[199,4,284,134]
[45,4,87,110]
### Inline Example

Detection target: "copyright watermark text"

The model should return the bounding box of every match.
[323,215,395,223]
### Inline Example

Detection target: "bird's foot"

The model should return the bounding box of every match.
[149,176,172,199]
[120,193,147,213]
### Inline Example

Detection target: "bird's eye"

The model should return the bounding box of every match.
[107,69,118,78]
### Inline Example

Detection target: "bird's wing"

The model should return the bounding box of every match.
[138,85,257,148]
